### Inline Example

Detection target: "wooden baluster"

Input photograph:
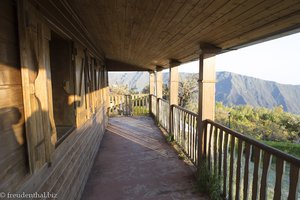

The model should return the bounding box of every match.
[260,151,272,200]
[195,119,198,164]
[188,114,191,157]
[139,97,141,114]
[139,96,144,115]
[178,109,181,144]
[208,124,213,170]
[167,103,170,131]
[195,116,198,161]
[136,96,139,115]
[190,114,193,158]
[235,139,243,200]
[191,116,195,162]
[146,96,149,113]
[180,111,184,148]
[144,96,145,112]
[213,127,218,174]
[218,130,223,177]
[229,135,235,200]
[243,143,251,200]
[223,132,229,199]
[135,97,138,115]
[288,164,299,200]
[174,108,177,141]
[141,97,143,114]
[177,108,179,141]
[273,158,284,200]
[252,147,261,200]
[147,96,149,113]
[182,111,185,150]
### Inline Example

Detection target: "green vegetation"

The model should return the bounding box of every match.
[109,84,139,94]
[197,161,222,200]
[263,141,300,158]
[215,102,300,157]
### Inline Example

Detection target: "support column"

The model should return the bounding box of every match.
[155,67,163,123]
[169,60,180,105]
[156,68,163,98]
[149,71,155,95]
[198,43,221,163]
[149,71,155,115]
[169,60,180,136]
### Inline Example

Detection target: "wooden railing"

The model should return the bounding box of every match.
[150,94,157,117]
[131,94,149,115]
[157,98,170,132]
[109,95,125,115]
[112,94,300,199]
[109,94,149,116]
[171,105,198,165]
[204,120,300,200]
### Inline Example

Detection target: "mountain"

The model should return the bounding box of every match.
[109,72,149,92]
[108,71,300,114]
[109,72,191,91]
[216,72,300,114]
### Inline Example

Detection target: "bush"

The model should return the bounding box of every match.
[197,161,222,200]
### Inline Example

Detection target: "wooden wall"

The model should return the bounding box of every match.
[0,0,28,191]
[0,0,109,199]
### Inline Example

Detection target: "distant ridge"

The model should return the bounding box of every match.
[108,71,300,114]
[216,71,300,114]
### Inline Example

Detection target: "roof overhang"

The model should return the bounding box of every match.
[38,0,300,70]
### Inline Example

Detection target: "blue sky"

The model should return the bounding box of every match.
[179,32,300,85]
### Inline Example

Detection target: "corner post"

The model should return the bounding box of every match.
[169,60,180,135]
[155,67,163,123]
[197,43,221,165]
[149,71,155,114]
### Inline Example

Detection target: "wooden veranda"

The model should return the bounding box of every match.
[1,0,300,199]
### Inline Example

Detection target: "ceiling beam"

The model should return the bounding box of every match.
[106,59,149,71]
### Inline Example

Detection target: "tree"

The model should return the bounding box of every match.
[163,83,169,100]
[110,84,130,95]
[179,74,198,108]
[142,85,150,94]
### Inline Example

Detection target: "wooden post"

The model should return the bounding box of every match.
[169,60,180,105]
[156,68,163,99]
[197,43,221,165]
[149,71,155,115]
[169,60,180,135]
[155,67,163,122]
[149,71,155,95]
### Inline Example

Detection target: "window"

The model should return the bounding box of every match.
[49,32,76,145]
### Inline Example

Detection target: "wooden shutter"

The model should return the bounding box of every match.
[17,0,56,173]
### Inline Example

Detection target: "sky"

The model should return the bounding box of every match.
[179,32,300,85]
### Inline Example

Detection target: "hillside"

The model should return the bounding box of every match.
[216,72,300,114]
[108,71,300,114]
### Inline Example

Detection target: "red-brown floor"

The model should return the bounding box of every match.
[81,116,207,200]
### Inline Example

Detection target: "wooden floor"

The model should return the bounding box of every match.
[81,116,207,200]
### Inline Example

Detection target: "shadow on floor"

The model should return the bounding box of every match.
[81,116,207,200]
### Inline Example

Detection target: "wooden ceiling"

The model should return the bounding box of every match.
[68,0,300,71]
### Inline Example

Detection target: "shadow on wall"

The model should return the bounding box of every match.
[0,107,25,145]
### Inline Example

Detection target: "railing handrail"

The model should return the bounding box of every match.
[157,97,168,103]
[206,119,300,166]
[171,104,198,117]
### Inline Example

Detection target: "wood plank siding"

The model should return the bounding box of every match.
[0,0,109,198]
[69,0,300,70]
[0,0,28,192]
